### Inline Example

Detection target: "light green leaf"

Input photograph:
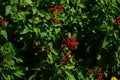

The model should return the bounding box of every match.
[55,28,61,34]
[100,0,105,5]
[13,57,23,63]
[32,7,37,15]
[65,71,76,80]
[14,70,24,77]
[41,32,47,38]
[5,5,12,16]
[46,53,54,64]
[2,74,11,80]
[51,48,58,55]
[97,54,101,60]
[66,65,75,70]
[25,0,32,5]
[20,26,30,34]
[1,30,8,40]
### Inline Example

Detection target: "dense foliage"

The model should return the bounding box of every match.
[0,0,120,80]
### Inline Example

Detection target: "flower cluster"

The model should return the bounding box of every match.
[59,53,73,66]
[0,19,5,26]
[62,35,77,51]
[88,68,104,80]
[48,5,64,24]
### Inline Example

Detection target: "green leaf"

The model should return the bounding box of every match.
[32,7,38,15]
[55,28,61,34]
[34,17,41,24]
[33,27,40,36]
[67,0,70,4]
[41,32,47,38]
[100,0,105,5]
[28,72,37,80]
[66,65,75,70]
[13,57,23,63]
[101,37,109,48]
[46,53,54,64]
[117,0,120,4]
[97,54,101,60]
[14,70,24,77]
[1,30,8,40]
[2,74,11,80]
[5,5,12,16]
[78,72,84,79]
[25,0,32,5]
[65,70,76,80]
[51,48,58,55]
[20,26,30,34]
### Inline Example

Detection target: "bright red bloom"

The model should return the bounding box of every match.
[0,20,5,26]
[71,40,76,47]
[54,5,64,14]
[48,7,54,11]
[55,19,60,24]
[57,5,64,11]
[116,16,120,26]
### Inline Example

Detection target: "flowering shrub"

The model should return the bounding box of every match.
[1,0,120,79]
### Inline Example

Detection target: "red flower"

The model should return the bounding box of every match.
[88,69,94,74]
[57,5,64,11]
[54,5,64,14]
[116,16,120,26]
[0,20,5,26]
[48,7,54,11]
[70,40,76,47]
[55,19,60,24]
[97,73,104,80]
[65,53,73,60]
[67,39,71,46]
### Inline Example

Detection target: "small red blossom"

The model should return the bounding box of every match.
[88,69,94,74]
[48,7,54,11]
[116,16,120,26]
[97,73,104,80]
[61,35,77,51]
[55,19,60,24]
[67,39,71,46]
[70,40,76,47]
[57,5,64,11]
[65,53,73,60]
[0,20,5,26]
